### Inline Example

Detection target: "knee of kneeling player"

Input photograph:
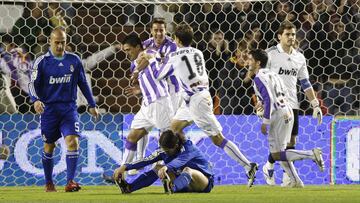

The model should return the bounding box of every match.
[182,167,193,175]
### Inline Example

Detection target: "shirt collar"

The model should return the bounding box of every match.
[276,43,296,55]
[48,49,66,60]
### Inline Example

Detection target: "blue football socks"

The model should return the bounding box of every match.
[66,150,79,183]
[42,151,54,184]
[173,172,192,192]
[129,170,158,192]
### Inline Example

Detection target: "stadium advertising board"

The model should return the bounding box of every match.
[0,114,358,186]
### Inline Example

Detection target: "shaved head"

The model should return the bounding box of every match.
[50,27,66,40]
[50,27,67,57]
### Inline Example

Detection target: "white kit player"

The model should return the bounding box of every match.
[247,49,325,188]
[120,33,173,167]
[138,23,258,187]
[262,21,323,186]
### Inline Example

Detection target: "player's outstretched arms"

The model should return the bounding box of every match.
[34,100,44,114]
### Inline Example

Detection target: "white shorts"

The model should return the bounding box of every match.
[173,98,192,122]
[268,106,294,153]
[170,92,182,112]
[189,90,222,136]
[131,96,173,132]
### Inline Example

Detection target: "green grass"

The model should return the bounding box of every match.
[1,185,359,203]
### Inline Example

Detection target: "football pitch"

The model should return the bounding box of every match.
[1,185,359,203]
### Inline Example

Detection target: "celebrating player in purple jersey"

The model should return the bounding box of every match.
[121,33,173,169]
[128,18,192,176]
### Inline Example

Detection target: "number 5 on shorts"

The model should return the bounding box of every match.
[75,122,80,132]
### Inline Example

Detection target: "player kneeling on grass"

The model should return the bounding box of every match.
[113,130,214,194]
[247,49,325,188]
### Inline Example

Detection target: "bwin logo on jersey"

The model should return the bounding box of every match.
[278,67,297,76]
[49,74,72,84]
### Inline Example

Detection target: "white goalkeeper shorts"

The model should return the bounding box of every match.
[189,90,222,136]
[131,96,173,132]
[268,105,294,153]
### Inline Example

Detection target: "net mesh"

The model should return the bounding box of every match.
[0,0,359,186]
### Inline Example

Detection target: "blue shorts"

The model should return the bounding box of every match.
[202,175,214,193]
[176,175,214,193]
[40,103,80,143]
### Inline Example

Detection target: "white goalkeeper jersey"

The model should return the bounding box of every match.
[149,46,209,99]
[266,44,310,109]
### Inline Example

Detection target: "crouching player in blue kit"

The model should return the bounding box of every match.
[29,28,99,192]
[113,130,214,194]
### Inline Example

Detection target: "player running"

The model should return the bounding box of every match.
[247,49,325,188]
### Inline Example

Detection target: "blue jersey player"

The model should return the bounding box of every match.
[29,28,99,192]
[113,130,214,194]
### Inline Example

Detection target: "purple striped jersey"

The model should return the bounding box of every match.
[142,36,180,94]
[131,49,170,106]
[0,48,32,94]
[253,69,290,123]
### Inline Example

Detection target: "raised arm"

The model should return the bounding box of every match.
[82,45,120,70]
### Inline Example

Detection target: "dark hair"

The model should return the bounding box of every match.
[249,49,268,69]
[122,33,142,47]
[151,17,166,29]
[174,23,193,46]
[159,130,185,149]
[277,21,296,35]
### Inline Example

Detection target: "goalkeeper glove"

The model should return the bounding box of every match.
[311,99,323,125]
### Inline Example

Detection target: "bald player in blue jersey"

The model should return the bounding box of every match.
[29,27,99,192]
[113,130,214,194]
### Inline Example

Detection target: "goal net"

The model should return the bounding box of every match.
[0,0,358,186]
